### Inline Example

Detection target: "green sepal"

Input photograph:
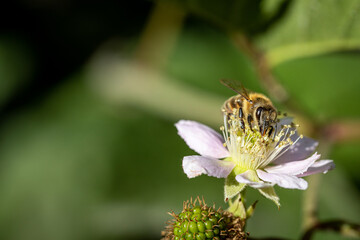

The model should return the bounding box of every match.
[246,200,258,219]
[258,186,280,209]
[224,171,246,201]
[227,194,246,219]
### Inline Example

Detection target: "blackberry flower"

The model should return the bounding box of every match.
[175,116,334,207]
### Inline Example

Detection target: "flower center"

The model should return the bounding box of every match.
[221,110,300,173]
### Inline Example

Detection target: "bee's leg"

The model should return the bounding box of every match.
[260,114,267,136]
[258,117,263,134]
[267,126,274,138]
[240,119,245,131]
[239,108,244,118]
[261,121,266,136]
[264,120,270,135]
[239,108,245,130]
[272,124,278,140]
[247,115,253,131]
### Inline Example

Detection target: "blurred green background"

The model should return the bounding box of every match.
[0,0,359,239]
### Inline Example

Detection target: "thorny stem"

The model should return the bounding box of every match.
[301,220,360,240]
[229,33,290,106]
[248,220,360,240]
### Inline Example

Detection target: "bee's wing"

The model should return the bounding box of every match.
[220,79,251,102]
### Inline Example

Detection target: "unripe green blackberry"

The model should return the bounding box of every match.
[162,197,248,240]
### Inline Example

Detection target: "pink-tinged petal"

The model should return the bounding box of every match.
[175,120,229,158]
[297,160,335,177]
[257,170,308,190]
[235,170,274,188]
[265,153,320,176]
[273,135,319,164]
[277,117,293,127]
[182,156,235,178]
[273,117,319,164]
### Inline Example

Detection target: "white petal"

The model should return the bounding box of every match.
[274,135,318,164]
[182,155,235,178]
[297,160,335,177]
[235,170,274,188]
[175,120,229,158]
[257,170,308,190]
[265,153,320,176]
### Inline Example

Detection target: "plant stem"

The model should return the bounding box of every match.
[301,219,360,240]
[134,0,186,70]
[302,174,321,230]
[302,136,332,230]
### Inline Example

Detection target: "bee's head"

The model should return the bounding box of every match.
[255,107,277,122]
[255,107,277,132]
[268,109,277,122]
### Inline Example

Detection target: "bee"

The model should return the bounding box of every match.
[220,79,278,135]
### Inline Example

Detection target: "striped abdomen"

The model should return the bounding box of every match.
[222,95,244,115]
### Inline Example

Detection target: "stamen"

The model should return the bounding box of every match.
[221,111,299,171]
[273,134,302,161]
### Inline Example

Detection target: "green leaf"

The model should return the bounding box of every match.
[224,171,246,201]
[258,187,280,208]
[273,53,360,120]
[258,0,360,67]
